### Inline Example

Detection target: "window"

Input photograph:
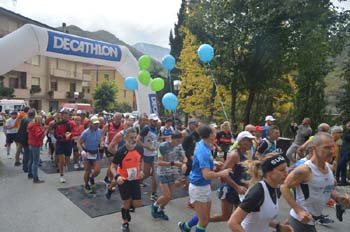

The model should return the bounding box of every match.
[70,82,76,92]
[104,74,109,81]
[9,78,19,88]
[0,76,4,87]
[19,72,26,89]
[51,81,58,91]
[87,88,90,93]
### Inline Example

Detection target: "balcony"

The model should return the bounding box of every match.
[50,68,83,80]
[13,88,30,99]
[83,74,91,82]
[30,85,41,95]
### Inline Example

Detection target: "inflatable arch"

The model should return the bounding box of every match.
[0,24,158,115]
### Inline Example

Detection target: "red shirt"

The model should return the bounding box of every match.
[27,123,45,147]
[54,120,77,142]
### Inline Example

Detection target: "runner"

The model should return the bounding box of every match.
[210,131,254,222]
[227,154,292,232]
[72,116,85,170]
[54,110,77,183]
[100,112,124,185]
[77,116,102,193]
[4,111,18,159]
[281,132,350,232]
[105,127,144,232]
[178,125,231,232]
[160,118,175,142]
[151,131,187,220]
[136,113,159,201]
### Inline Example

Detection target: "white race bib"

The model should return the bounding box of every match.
[127,167,137,180]
[87,152,97,160]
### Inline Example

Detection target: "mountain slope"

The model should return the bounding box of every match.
[133,43,170,62]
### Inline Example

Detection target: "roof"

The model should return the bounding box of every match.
[0,7,58,31]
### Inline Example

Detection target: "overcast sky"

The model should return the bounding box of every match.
[0,0,182,48]
[0,0,349,48]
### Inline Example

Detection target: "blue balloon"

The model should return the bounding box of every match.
[197,44,214,63]
[124,77,138,90]
[162,55,176,71]
[162,92,178,111]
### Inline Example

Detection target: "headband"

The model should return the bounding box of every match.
[261,155,286,174]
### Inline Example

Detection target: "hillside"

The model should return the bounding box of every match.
[133,43,170,62]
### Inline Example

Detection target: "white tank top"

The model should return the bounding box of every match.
[290,160,334,224]
[242,181,279,232]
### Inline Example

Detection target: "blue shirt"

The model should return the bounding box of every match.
[80,128,102,151]
[190,140,214,186]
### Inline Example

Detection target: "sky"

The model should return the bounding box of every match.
[0,0,182,48]
[0,0,349,48]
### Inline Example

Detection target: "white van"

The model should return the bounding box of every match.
[0,99,27,113]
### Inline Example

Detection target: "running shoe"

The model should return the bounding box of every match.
[336,203,346,222]
[178,222,190,232]
[84,184,92,194]
[74,163,79,170]
[121,223,129,232]
[60,176,66,183]
[157,210,169,221]
[129,206,135,213]
[14,161,21,166]
[316,215,334,225]
[151,204,159,218]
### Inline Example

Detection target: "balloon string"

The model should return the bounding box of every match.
[206,63,229,121]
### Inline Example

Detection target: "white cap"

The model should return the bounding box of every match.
[237,131,255,142]
[265,115,276,121]
[90,116,99,124]
[149,113,159,121]
[77,110,82,114]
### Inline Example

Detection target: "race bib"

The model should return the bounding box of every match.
[127,167,137,180]
[87,152,97,160]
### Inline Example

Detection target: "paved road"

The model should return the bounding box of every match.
[0,132,349,232]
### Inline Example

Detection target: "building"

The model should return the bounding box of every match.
[0,7,135,112]
[83,65,135,109]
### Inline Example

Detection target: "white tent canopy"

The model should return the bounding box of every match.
[0,24,158,115]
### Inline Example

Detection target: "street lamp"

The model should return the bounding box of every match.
[173,80,181,95]
[74,91,79,103]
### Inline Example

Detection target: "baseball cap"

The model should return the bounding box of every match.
[188,118,198,125]
[90,116,99,124]
[77,110,82,114]
[236,131,255,142]
[265,115,276,121]
[255,126,263,131]
[149,113,159,121]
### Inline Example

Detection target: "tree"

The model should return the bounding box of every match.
[93,81,118,112]
[177,27,213,119]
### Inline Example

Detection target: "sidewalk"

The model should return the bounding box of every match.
[0,135,349,232]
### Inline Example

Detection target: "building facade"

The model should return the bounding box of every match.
[0,7,135,113]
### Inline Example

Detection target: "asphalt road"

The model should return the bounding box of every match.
[0,132,349,232]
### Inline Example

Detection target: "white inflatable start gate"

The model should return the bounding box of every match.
[0,24,158,115]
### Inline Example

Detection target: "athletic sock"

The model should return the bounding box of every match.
[195,224,206,232]
[186,215,198,229]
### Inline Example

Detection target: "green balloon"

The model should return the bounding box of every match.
[138,55,151,70]
[138,70,151,86]
[151,78,165,92]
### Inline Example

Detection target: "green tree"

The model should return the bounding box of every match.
[337,61,350,121]
[93,81,118,112]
